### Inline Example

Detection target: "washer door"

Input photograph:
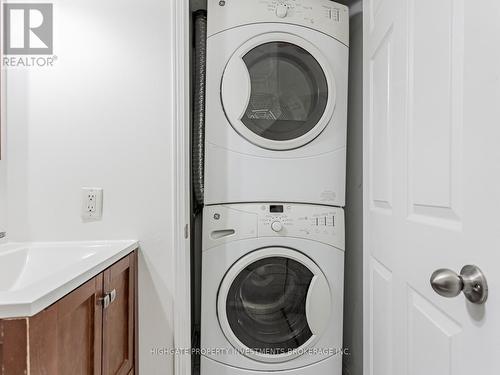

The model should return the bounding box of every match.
[218,247,332,363]
[221,33,336,151]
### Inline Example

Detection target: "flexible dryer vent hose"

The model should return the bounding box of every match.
[192,10,207,210]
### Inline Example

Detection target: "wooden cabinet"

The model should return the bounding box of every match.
[0,250,137,375]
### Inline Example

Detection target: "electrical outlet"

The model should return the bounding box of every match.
[82,188,103,220]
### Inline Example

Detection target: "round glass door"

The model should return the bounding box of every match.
[226,257,314,355]
[217,248,332,362]
[241,42,328,142]
[221,34,335,151]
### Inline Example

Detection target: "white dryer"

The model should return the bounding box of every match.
[204,0,349,207]
[201,203,345,375]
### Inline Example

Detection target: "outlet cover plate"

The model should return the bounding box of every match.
[82,188,103,221]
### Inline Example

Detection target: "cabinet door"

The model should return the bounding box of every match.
[102,253,135,375]
[55,274,104,375]
[0,275,104,375]
[29,274,104,375]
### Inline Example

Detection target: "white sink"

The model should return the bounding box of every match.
[0,240,138,318]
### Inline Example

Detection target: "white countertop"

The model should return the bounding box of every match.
[0,240,138,318]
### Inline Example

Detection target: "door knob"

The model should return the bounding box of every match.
[430,265,488,304]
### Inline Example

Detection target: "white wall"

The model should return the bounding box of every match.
[0,161,5,234]
[0,135,7,238]
[344,7,363,375]
[5,0,177,373]
[0,49,6,238]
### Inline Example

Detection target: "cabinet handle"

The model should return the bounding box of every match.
[99,289,117,309]
[109,289,117,304]
[99,294,111,309]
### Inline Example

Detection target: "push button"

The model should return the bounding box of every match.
[276,3,288,18]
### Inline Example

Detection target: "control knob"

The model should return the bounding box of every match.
[276,3,288,18]
[271,221,283,233]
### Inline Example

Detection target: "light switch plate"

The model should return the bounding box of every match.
[82,188,103,220]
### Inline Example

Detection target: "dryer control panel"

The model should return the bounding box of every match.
[208,0,349,46]
[203,203,345,250]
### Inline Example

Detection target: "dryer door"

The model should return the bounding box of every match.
[217,247,332,363]
[221,33,336,151]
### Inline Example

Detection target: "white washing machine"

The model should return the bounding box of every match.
[201,203,345,375]
[204,0,349,207]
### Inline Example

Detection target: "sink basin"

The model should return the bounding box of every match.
[0,240,138,318]
[0,245,99,292]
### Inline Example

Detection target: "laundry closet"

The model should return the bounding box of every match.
[188,0,500,374]
[189,1,363,375]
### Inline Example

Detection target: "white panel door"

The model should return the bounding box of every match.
[364,0,500,374]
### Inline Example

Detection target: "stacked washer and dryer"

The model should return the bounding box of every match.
[200,0,349,374]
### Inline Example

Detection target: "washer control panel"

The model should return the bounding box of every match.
[204,203,345,250]
[208,0,349,46]
[258,204,342,241]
